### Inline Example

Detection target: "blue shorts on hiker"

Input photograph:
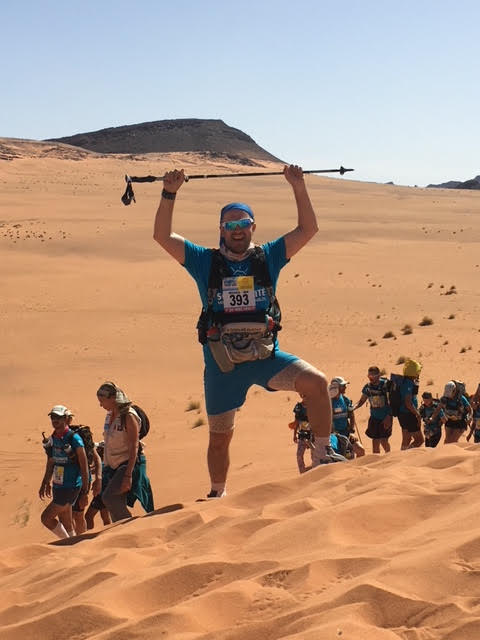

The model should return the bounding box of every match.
[204,350,298,415]
[52,486,81,506]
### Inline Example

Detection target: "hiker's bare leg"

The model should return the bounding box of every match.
[42,502,71,532]
[73,510,87,535]
[401,430,412,450]
[293,369,331,439]
[85,505,97,530]
[380,438,391,453]
[100,508,112,525]
[410,431,424,448]
[353,442,365,457]
[445,428,462,444]
[207,430,234,484]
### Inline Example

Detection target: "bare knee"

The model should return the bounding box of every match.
[208,430,233,453]
[295,369,328,396]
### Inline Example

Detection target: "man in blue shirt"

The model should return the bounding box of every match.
[353,366,392,454]
[154,165,342,498]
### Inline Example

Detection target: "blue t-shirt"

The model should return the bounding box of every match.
[183,238,289,367]
[399,378,418,414]
[50,430,84,489]
[331,395,352,436]
[362,378,391,420]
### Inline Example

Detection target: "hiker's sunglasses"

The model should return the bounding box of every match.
[50,414,65,421]
[221,218,254,231]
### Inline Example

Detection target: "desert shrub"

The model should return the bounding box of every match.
[419,316,434,326]
[383,331,395,339]
[396,356,406,364]
[192,418,205,428]
[186,400,200,412]
[401,324,413,335]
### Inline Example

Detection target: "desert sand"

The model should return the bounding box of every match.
[1,138,480,638]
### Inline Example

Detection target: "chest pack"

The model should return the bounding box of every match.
[197,247,282,372]
[389,374,419,417]
[367,378,390,409]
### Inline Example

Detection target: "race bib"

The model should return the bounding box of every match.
[223,276,255,313]
[370,396,385,409]
[53,465,64,485]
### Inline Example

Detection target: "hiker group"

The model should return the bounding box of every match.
[39,382,154,540]
[39,164,479,535]
[289,358,480,474]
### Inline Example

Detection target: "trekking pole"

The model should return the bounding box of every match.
[121,166,354,205]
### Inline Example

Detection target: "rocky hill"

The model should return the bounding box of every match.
[46,119,282,164]
[427,175,480,190]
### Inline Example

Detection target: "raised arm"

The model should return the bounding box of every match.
[282,165,319,260]
[153,169,187,264]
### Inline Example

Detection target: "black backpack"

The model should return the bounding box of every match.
[389,374,419,417]
[69,425,96,468]
[121,404,150,439]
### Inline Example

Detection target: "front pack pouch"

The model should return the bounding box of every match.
[207,322,274,372]
[221,323,274,364]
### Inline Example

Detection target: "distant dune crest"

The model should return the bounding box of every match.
[45,118,282,163]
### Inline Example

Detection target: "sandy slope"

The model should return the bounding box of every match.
[1,141,480,638]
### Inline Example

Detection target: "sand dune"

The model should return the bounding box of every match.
[2,446,480,639]
[1,143,480,638]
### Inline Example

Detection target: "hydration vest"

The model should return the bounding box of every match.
[196,247,282,356]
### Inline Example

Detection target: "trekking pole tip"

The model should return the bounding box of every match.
[125,174,131,183]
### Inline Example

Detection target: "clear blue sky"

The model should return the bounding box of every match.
[2,0,479,186]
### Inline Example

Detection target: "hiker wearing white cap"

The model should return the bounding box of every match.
[329,381,365,457]
[431,381,472,444]
[154,166,339,499]
[39,405,89,539]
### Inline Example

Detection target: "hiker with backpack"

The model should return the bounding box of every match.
[290,394,348,472]
[154,165,343,499]
[291,394,316,473]
[66,415,103,535]
[329,379,365,457]
[419,391,445,448]
[39,405,89,539]
[85,441,112,530]
[389,360,423,449]
[353,366,392,454]
[96,382,154,521]
[431,381,472,444]
[466,384,480,443]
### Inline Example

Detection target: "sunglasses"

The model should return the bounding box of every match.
[221,218,254,231]
[50,414,64,421]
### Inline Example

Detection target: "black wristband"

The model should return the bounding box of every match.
[162,188,176,200]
